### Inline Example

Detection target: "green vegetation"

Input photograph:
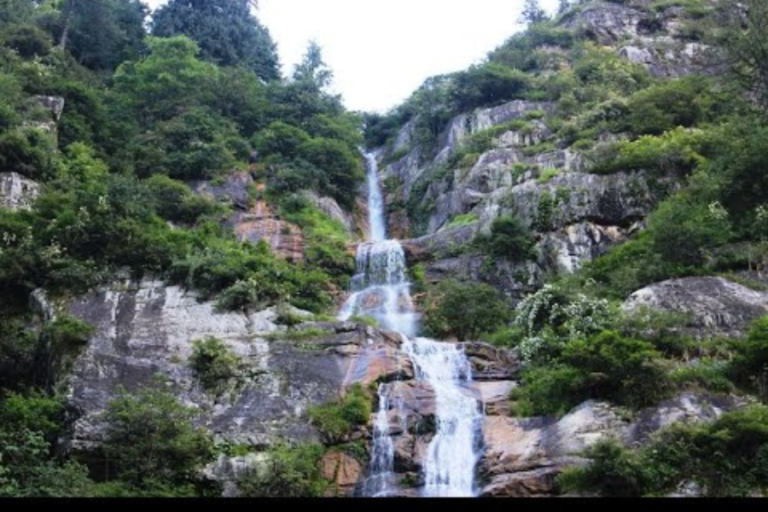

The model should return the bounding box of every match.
[478,214,536,262]
[423,279,512,340]
[558,405,768,497]
[445,213,479,229]
[98,386,216,496]
[308,384,372,444]
[189,337,243,398]
[237,443,328,497]
[152,0,280,81]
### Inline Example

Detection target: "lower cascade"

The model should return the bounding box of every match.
[340,153,483,498]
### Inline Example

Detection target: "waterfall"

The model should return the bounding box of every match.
[342,152,482,498]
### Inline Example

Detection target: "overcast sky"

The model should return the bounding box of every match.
[144,0,560,113]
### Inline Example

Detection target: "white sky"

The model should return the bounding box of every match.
[144,0,560,113]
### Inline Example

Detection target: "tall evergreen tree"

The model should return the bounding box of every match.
[521,0,549,25]
[58,0,148,71]
[151,0,280,81]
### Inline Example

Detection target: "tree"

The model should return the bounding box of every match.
[100,386,214,493]
[112,36,220,126]
[57,0,148,70]
[521,0,549,26]
[293,41,333,91]
[558,0,571,16]
[722,0,768,110]
[152,0,280,81]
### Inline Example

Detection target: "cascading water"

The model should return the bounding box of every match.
[341,152,483,498]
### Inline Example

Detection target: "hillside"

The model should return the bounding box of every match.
[0,0,767,499]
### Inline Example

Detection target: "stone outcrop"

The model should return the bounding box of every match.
[622,277,768,338]
[194,172,305,261]
[64,278,409,454]
[0,172,40,211]
[321,450,365,497]
[479,392,747,497]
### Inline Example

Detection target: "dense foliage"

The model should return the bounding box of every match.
[0,0,364,498]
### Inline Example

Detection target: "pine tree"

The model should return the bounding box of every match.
[521,0,549,25]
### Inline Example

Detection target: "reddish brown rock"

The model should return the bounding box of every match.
[321,450,364,497]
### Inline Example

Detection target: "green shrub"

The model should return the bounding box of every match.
[43,315,94,349]
[424,279,512,341]
[729,316,768,402]
[480,214,536,262]
[189,337,243,397]
[253,121,312,160]
[670,359,735,394]
[145,175,223,224]
[237,443,328,497]
[0,25,52,58]
[513,331,671,416]
[298,137,364,210]
[308,384,371,444]
[451,63,531,112]
[100,386,215,493]
[0,128,57,180]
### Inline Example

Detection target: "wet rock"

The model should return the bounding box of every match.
[622,277,768,338]
[0,172,40,211]
[469,381,517,417]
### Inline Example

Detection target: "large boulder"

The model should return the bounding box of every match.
[478,392,746,497]
[0,172,40,211]
[622,277,768,338]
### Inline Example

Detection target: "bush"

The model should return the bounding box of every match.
[512,331,671,416]
[621,78,722,136]
[101,386,215,493]
[298,137,363,209]
[481,214,536,262]
[308,384,371,444]
[729,316,768,402]
[237,443,328,497]
[189,337,243,397]
[0,25,52,58]
[145,175,222,225]
[253,121,312,160]
[451,63,531,112]
[424,279,512,341]
[131,108,243,180]
[0,128,57,180]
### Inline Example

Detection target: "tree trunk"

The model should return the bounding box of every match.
[59,0,78,50]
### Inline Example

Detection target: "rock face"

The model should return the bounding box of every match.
[623,277,768,338]
[194,172,305,261]
[65,278,408,455]
[479,392,747,497]
[0,172,40,211]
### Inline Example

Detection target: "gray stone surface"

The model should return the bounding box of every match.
[0,172,40,211]
[623,277,768,338]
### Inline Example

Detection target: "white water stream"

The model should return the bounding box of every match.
[340,153,483,498]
